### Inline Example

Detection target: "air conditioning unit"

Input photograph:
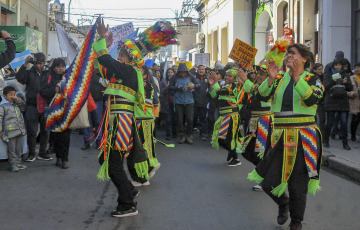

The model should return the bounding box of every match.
[196,32,205,44]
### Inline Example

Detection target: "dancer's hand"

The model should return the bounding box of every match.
[267,60,279,86]
[237,68,247,84]
[96,17,109,39]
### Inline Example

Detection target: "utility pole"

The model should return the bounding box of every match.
[68,0,72,33]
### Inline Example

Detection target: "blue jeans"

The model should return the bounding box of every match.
[325,111,349,145]
[83,101,103,145]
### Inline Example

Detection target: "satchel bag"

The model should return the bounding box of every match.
[69,100,90,129]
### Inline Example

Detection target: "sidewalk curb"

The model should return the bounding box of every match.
[323,153,360,182]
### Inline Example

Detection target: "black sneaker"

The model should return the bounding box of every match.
[38,154,53,161]
[226,152,233,163]
[111,207,138,218]
[277,203,289,225]
[289,221,302,230]
[25,155,36,162]
[81,143,90,150]
[343,144,351,150]
[227,159,241,166]
[56,158,62,167]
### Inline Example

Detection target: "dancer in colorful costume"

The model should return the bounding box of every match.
[132,65,161,186]
[94,18,177,217]
[209,69,243,166]
[248,41,324,230]
[237,64,274,191]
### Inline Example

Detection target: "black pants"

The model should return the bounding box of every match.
[25,105,49,156]
[218,118,238,160]
[99,149,135,211]
[193,105,208,137]
[260,137,310,222]
[351,112,360,139]
[325,111,348,144]
[175,103,194,137]
[53,129,71,161]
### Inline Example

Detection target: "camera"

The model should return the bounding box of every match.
[28,57,37,64]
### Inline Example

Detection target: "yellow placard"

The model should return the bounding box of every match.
[228,39,258,69]
[177,61,193,70]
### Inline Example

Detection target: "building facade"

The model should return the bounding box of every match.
[0,0,50,55]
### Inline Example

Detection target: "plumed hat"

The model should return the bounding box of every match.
[118,21,178,67]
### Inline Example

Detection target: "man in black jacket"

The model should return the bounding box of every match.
[16,53,52,162]
[193,65,209,141]
[0,30,16,69]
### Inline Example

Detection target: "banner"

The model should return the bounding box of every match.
[108,22,135,51]
[55,22,79,63]
[45,23,97,132]
[228,39,258,69]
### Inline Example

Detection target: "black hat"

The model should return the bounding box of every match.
[34,52,46,62]
[335,51,344,59]
[177,63,188,72]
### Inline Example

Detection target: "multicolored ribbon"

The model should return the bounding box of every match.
[299,127,318,177]
[218,115,231,138]
[115,113,134,152]
[255,116,270,153]
[45,23,96,132]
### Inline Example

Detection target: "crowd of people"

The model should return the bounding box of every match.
[1,16,360,230]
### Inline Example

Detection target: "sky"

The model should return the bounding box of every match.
[55,0,198,30]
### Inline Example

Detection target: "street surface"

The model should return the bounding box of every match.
[1,131,360,230]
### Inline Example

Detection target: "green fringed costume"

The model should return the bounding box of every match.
[248,71,324,223]
[93,38,149,211]
[133,75,161,179]
[210,78,242,162]
[238,78,273,165]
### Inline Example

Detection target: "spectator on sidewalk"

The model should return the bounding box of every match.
[161,68,177,140]
[311,63,325,137]
[323,59,353,150]
[16,53,52,162]
[0,86,27,172]
[0,30,16,69]
[169,63,199,144]
[40,58,70,169]
[193,65,210,141]
[172,65,178,74]
[348,63,360,142]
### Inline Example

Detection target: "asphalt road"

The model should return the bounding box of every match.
[1,131,360,230]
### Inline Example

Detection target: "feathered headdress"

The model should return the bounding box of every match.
[119,21,178,67]
[264,37,291,67]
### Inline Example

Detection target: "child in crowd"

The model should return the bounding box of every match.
[0,86,27,172]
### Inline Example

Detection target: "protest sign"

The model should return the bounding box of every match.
[228,39,258,69]
[108,22,135,51]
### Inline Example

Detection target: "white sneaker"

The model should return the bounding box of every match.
[131,180,150,187]
[252,184,263,191]
[149,163,161,179]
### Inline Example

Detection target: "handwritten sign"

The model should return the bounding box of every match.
[228,39,258,69]
[108,22,135,51]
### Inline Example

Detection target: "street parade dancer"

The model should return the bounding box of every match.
[93,18,177,217]
[247,40,324,230]
[236,64,273,191]
[209,69,243,166]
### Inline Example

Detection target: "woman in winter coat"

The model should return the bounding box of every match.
[40,58,70,168]
[348,63,360,142]
[323,59,353,150]
[161,68,177,140]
